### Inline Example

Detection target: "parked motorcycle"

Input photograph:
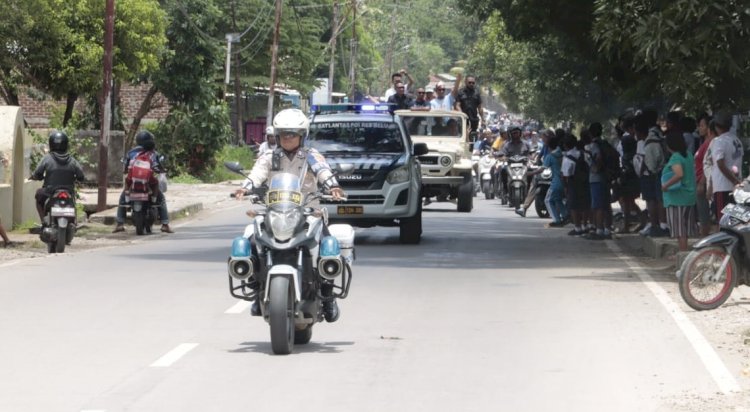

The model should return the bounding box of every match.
[224,162,354,355]
[478,150,498,200]
[507,155,529,209]
[678,184,750,310]
[40,188,77,253]
[532,166,552,218]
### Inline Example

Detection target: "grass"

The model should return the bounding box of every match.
[171,174,203,184]
[201,144,256,183]
[11,219,38,233]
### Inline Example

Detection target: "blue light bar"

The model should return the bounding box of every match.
[311,103,395,115]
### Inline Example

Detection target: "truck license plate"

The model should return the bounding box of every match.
[337,206,363,215]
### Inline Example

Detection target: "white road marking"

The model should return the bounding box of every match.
[80,410,107,412]
[225,300,252,314]
[149,343,199,368]
[0,260,21,268]
[606,240,741,394]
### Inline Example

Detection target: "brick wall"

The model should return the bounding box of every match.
[15,84,171,128]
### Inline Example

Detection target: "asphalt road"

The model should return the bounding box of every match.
[0,197,746,411]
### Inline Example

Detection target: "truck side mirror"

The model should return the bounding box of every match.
[413,143,428,157]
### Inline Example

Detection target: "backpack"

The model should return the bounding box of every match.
[566,152,589,186]
[595,139,621,182]
[127,150,155,193]
[636,138,666,176]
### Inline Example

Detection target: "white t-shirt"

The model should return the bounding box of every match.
[385,84,409,101]
[561,147,580,177]
[258,142,276,157]
[430,95,454,111]
[710,131,743,193]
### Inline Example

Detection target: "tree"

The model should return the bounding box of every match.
[0,0,166,126]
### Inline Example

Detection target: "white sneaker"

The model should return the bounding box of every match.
[639,223,652,236]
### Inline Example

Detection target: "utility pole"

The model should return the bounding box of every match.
[349,0,357,101]
[327,1,339,104]
[97,0,115,212]
[266,0,283,127]
[384,0,397,93]
[230,1,243,145]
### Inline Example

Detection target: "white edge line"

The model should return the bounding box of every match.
[225,300,252,314]
[606,240,741,394]
[150,343,199,368]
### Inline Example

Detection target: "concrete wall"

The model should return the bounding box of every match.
[0,106,42,227]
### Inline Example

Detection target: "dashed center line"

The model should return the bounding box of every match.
[150,343,199,368]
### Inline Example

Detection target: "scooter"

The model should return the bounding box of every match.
[678,184,750,310]
[40,187,77,253]
[532,167,552,218]
[478,150,498,200]
[507,155,529,209]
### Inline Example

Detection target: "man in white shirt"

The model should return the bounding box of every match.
[258,126,277,156]
[384,70,414,101]
[710,111,743,219]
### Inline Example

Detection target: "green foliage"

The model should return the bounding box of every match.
[169,173,203,184]
[152,98,232,177]
[201,144,256,183]
[0,0,166,102]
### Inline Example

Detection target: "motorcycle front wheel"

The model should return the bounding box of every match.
[535,191,549,218]
[133,210,146,235]
[269,276,295,354]
[679,246,737,311]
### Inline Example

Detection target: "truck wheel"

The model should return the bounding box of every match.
[457,177,473,212]
[399,202,422,244]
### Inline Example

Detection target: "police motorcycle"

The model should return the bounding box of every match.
[40,187,77,253]
[678,183,750,311]
[121,154,167,236]
[224,162,354,355]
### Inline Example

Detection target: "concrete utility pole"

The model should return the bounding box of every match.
[327,1,339,103]
[266,0,283,127]
[349,0,357,101]
[230,1,243,145]
[97,0,115,212]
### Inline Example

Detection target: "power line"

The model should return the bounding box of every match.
[174,0,224,45]
[235,0,273,40]
[232,7,275,55]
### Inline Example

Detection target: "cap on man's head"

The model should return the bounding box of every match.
[425,86,434,93]
[265,126,275,135]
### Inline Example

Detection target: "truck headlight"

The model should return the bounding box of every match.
[440,156,453,167]
[387,166,410,184]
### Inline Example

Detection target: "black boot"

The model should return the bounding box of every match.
[250,299,261,316]
[323,299,340,323]
[321,283,340,322]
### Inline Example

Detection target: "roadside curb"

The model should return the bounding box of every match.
[87,202,204,225]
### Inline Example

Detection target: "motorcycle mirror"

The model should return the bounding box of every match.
[224,161,245,175]
[159,155,166,163]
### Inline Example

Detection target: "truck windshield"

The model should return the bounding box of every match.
[400,115,463,138]
[308,121,404,153]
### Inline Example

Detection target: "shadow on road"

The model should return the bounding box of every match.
[228,340,355,355]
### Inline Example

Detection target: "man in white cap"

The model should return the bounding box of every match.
[258,126,277,156]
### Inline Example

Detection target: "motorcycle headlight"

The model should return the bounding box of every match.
[387,166,410,184]
[268,209,302,241]
[482,157,493,166]
[510,167,525,179]
[541,168,552,179]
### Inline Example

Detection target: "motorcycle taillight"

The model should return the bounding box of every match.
[56,192,70,200]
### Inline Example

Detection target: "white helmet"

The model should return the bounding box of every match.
[265,126,275,136]
[272,109,309,139]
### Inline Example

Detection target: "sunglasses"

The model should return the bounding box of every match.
[397,87,405,89]
[417,92,425,95]
[436,88,445,91]
[467,82,475,85]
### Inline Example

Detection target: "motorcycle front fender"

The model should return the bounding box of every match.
[264,265,300,303]
[692,231,738,249]
[133,202,143,212]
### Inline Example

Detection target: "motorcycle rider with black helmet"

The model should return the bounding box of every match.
[30,131,85,222]
[112,131,173,233]
[234,108,346,322]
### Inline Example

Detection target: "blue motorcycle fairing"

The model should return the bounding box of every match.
[692,231,738,249]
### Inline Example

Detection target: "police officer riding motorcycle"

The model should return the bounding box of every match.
[234,109,347,324]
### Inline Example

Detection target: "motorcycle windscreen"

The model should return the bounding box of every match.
[266,173,303,211]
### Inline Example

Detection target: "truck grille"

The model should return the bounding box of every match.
[321,195,385,205]
[419,155,439,165]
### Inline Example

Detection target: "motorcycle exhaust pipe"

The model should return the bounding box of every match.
[318,257,343,280]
